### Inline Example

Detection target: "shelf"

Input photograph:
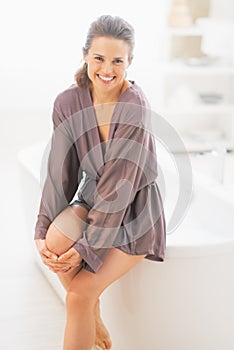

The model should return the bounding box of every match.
[162,104,234,116]
[161,62,234,76]
[167,25,203,37]
[180,135,234,153]
[157,11,234,153]
[167,138,234,153]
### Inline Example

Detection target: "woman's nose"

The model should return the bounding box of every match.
[102,61,113,74]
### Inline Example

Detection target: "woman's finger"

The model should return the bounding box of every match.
[41,247,58,260]
[57,249,73,262]
[47,261,71,271]
[43,257,71,269]
[58,248,81,263]
[49,265,72,273]
[35,239,58,260]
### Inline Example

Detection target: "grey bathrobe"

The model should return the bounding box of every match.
[34,82,166,273]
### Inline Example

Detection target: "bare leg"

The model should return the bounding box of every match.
[64,248,147,350]
[94,299,112,350]
[45,204,112,350]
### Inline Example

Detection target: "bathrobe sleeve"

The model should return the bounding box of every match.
[34,100,80,240]
[73,104,158,272]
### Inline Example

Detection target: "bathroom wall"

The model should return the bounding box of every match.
[2,0,233,157]
[209,0,234,20]
[0,0,166,157]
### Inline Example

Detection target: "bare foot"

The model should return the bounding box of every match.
[94,299,112,349]
[95,319,112,350]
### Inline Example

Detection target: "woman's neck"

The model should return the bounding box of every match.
[90,80,131,106]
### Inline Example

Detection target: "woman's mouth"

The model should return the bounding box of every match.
[97,74,115,83]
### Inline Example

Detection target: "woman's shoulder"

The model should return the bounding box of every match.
[53,83,90,117]
[122,81,150,109]
[121,80,150,115]
[118,81,151,125]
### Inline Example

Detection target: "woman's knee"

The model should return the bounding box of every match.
[66,288,97,311]
[46,222,75,256]
[46,205,89,256]
[66,270,99,310]
[53,205,88,241]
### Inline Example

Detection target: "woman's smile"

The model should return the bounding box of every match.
[97,74,116,83]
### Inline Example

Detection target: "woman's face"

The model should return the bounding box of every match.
[84,36,131,93]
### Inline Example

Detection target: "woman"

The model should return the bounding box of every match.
[34,15,166,350]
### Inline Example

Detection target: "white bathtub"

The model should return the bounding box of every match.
[17,141,234,350]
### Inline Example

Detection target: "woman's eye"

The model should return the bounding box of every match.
[94,56,103,62]
[114,59,123,64]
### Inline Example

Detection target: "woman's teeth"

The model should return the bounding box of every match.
[98,75,114,81]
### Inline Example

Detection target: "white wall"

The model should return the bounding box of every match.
[2,0,234,156]
[209,0,234,20]
[0,0,166,155]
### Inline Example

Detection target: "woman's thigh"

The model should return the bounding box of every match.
[46,204,89,256]
[67,248,146,300]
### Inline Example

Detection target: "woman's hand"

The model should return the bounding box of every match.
[35,238,58,266]
[35,239,82,273]
[57,247,83,271]
[35,239,68,273]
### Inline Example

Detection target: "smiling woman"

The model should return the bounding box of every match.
[75,16,134,104]
[34,14,166,350]
[85,37,130,93]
